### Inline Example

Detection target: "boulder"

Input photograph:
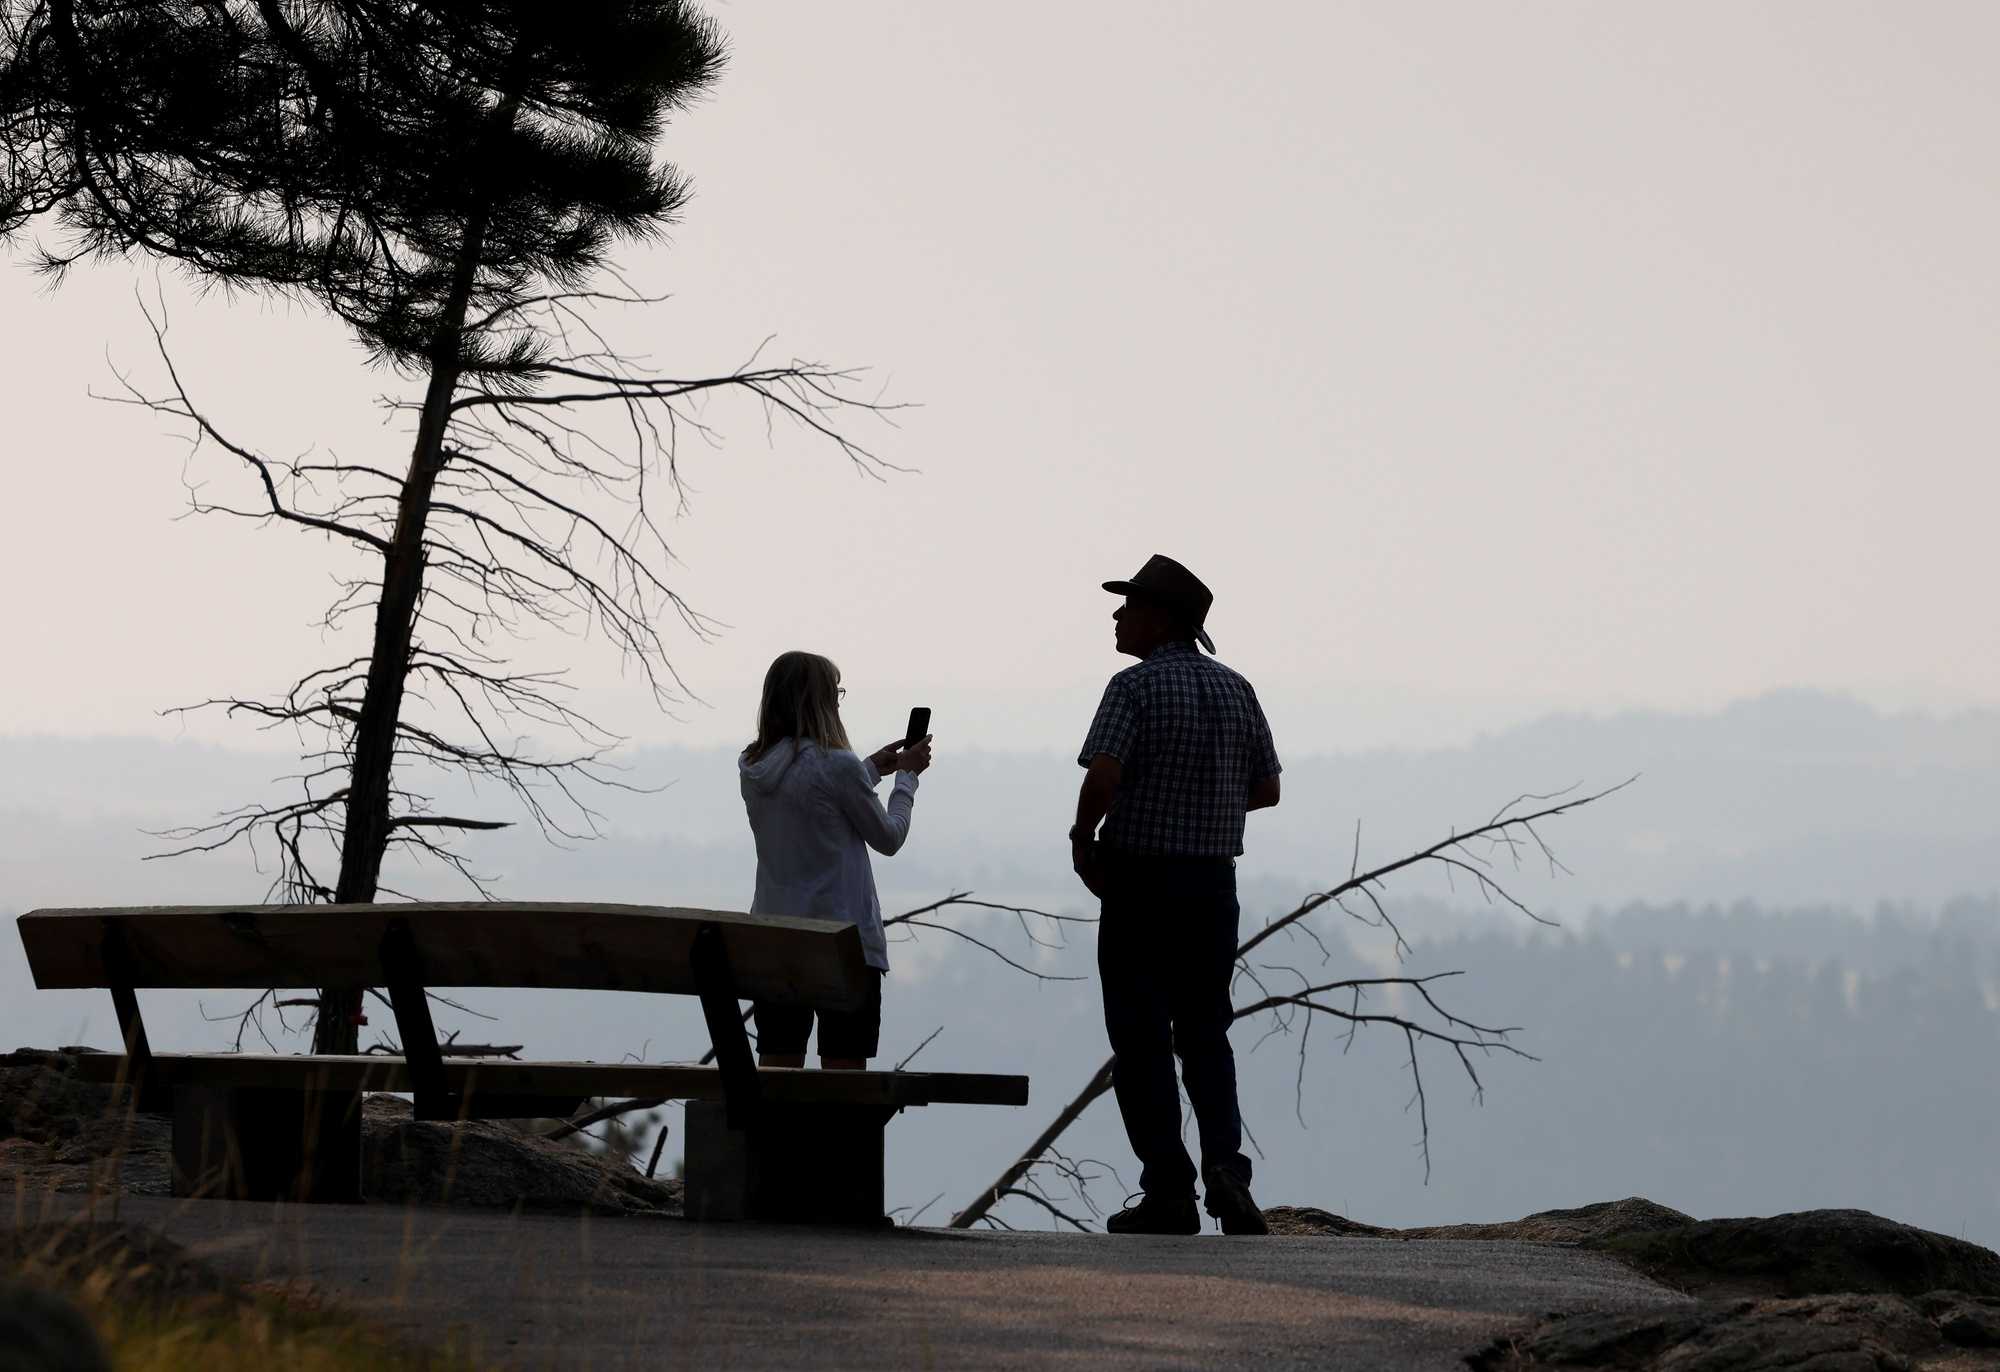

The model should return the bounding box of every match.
[361,1095,681,1214]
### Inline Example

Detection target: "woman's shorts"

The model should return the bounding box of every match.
[752,968,884,1060]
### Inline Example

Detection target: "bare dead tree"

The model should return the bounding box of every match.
[950,780,1632,1230]
[124,286,892,924]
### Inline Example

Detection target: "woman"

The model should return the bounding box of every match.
[739,651,931,1069]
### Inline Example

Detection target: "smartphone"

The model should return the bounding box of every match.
[902,706,931,748]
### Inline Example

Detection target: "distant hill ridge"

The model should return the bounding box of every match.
[3,689,1996,915]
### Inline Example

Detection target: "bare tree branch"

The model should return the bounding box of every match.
[995,1186,1094,1233]
[542,1097,665,1143]
[644,1121,671,1180]
[696,892,1079,1066]
[894,1025,944,1073]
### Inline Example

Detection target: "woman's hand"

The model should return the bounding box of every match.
[896,735,933,775]
[867,742,904,775]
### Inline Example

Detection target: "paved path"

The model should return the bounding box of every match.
[41,1198,1688,1369]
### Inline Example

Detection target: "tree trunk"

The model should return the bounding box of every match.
[309,339,470,1052]
[310,91,522,1053]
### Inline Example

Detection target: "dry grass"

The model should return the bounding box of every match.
[82,1298,478,1372]
[2,1219,485,1371]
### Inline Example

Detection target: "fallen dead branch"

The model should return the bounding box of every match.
[949,780,1632,1230]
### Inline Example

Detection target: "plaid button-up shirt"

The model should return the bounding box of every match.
[1078,642,1282,858]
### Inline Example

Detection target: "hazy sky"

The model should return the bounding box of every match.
[4,2,1996,754]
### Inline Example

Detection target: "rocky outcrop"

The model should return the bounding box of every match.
[0,1050,170,1197]
[1261,1197,1694,1244]
[1,1049,679,1215]
[1436,1203,2000,1370]
[1467,1291,2000,1370]
[1267,1197,2000,1304]
[1408,1198,1695,1245]
[1264,1193,2000,1369]
[1585,1208,2000,1302]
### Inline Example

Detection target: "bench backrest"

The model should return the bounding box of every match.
[16,902,872,1009]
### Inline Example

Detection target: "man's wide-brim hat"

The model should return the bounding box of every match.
[1103,554,1217,653]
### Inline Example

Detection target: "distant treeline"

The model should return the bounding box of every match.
[1266,896,2000,1249]
[1584,894,2000,978]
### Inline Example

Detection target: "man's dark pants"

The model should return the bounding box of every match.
[1097,849,1252,1199]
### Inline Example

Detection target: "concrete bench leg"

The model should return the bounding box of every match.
[683,1100,895,1224]
[172,1085,362,1203]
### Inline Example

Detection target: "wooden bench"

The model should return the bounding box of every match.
[14,902,1028,1222]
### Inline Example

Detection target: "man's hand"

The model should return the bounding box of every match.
[1072,753,1121,899]
[1072,835,1107,899]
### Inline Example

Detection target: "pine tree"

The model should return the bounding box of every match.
[3,2,884,1052]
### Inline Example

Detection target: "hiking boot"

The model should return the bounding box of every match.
[1105,1192,1200,1236]
[1202,1167,1269,1235]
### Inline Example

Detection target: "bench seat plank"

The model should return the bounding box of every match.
[66,1052,1030,1109]
[17,904,872,1010]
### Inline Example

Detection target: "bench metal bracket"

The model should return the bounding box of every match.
[379,918,455,1120]
[690,923,761,1128]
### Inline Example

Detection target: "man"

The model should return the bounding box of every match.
[1073,554,1282,1236]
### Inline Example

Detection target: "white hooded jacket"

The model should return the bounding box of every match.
[738,738,917,971]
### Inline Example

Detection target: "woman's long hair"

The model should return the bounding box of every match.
[745,651,850,763]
